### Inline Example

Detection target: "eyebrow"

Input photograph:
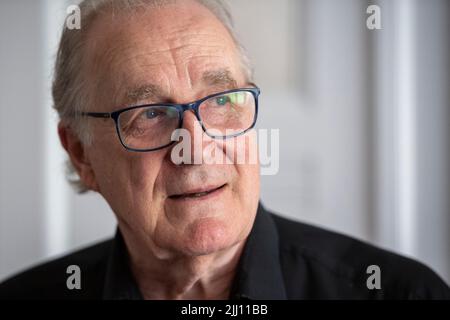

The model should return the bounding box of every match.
[122,69,238,106]
[201,69,238,88]
[125,83,164,105]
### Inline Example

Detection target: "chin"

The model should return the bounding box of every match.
[181,217,240,256]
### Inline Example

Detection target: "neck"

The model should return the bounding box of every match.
[120,228,245,300]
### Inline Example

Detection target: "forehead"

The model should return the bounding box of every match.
[84,1,244,107]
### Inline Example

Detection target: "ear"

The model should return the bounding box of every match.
[58,122,100,192]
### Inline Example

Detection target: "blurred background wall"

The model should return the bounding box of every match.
[0,0,449,284]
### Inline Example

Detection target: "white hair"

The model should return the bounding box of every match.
[52,0,253,193]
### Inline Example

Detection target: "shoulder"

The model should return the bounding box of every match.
[0,239,112,300]
[269,211,450,299]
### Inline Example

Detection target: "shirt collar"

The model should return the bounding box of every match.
[230,203,287,300]
[102,202,287,300]
[102,230,143,300]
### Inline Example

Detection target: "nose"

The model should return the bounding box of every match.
[172,110,215,165]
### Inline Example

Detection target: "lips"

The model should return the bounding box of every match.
[169,184,227,200]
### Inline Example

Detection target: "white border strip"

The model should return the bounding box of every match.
[41,0,71,257]
[395,0,417,255]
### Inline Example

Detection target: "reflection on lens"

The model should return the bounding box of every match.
[200,91,255,137]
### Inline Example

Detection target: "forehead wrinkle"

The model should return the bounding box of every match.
[90,18,242,109]
[87,3,241,103]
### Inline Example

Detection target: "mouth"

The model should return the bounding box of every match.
[169,184,227,200]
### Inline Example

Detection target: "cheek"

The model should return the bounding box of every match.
[128,153,165,191]
[233,162,260,210]
[90,144,168,225]
[222,131,261,208]
[218,131,259,165]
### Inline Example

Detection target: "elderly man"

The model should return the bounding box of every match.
[0,0,449,300]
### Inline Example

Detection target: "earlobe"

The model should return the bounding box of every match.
[57,122,99,192]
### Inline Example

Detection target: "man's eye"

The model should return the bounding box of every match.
[144,109,161,119]
[215,96,230,106]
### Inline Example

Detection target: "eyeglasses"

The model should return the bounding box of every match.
[80,87,260,152]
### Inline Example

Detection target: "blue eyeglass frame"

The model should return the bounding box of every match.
[81,86,260,152]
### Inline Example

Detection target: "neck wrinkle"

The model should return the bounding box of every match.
[121,227,246,300]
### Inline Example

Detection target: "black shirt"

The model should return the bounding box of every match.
[0,203,449,299]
